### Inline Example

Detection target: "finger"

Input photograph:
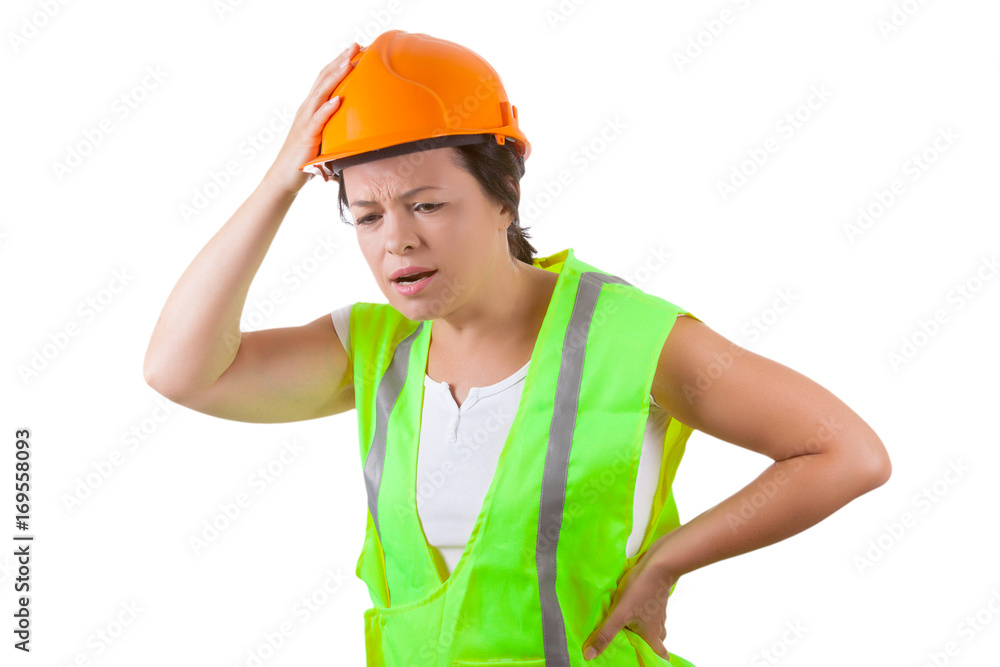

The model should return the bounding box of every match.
[309,43,360,93]
[295,45,359,120]
[287,98,342,177]
[299,60,353,119]
[290,77,349,143]
[302,95,341,143]
[302,56,358,120]
[307,56,352,103]
[582,611,626,660]
[660,625,667,641]
[638,630,670,661]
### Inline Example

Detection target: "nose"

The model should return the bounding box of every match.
[382,211,420,255]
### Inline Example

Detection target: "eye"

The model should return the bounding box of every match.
[354,203,443,227]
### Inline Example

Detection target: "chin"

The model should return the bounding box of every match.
[385,294,435,321]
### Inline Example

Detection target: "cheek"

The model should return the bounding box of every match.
[446,210,492,246]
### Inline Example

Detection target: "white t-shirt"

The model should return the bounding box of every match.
[332,304,674,574]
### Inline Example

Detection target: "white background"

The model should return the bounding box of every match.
[3,0,999,665]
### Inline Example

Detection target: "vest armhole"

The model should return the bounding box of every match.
[331,302,354,361]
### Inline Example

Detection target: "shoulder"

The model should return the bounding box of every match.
[650,311,891,476]
[656,313,722,378]
[650,314,747,426]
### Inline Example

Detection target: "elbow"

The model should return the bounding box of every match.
[817,421,891,497]
[851,432,892,493]
[866,446,892,489]
[143,361,172,400]
[143,339,166,393]
[143,352,160,392]
[143,347,165,392]
[143,354,186,404]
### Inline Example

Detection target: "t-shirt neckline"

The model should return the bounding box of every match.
[425,358,531,400]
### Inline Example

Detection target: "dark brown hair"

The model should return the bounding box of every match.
[335,137,537,264]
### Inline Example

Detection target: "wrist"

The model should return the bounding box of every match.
[261,166,308,202]
[647,533,685,584]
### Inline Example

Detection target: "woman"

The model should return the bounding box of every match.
[144,30,891,666]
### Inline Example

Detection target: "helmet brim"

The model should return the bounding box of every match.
[301,133,522,182]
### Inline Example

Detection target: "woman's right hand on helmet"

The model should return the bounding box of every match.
[265,43,360,196]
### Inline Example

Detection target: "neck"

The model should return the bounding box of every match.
[431,254,554,352]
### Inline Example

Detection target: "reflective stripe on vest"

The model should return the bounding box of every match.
[350,248,699,666]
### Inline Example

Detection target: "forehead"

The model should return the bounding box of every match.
[343,147,461,200]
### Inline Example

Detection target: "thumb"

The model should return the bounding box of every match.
[582,611,624,661]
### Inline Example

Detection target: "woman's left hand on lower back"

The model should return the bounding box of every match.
[581,542,678,661]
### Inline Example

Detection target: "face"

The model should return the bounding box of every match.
[343,146,512,321]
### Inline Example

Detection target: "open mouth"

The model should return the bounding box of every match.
[394,270,436,284]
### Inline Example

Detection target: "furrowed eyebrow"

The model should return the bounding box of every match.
[349,186,442,209]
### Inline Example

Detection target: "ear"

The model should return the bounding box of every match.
[498,210,512,231]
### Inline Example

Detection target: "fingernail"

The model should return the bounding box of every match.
[326,96,340,106]
[584,646,596,660]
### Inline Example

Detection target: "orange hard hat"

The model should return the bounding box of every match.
[299,30,531,182]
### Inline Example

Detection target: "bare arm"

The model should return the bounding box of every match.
[143,44,360,422]
[580,314,891,662]
[648,315,891,578]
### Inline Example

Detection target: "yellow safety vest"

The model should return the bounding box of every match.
[349,248,699,666]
